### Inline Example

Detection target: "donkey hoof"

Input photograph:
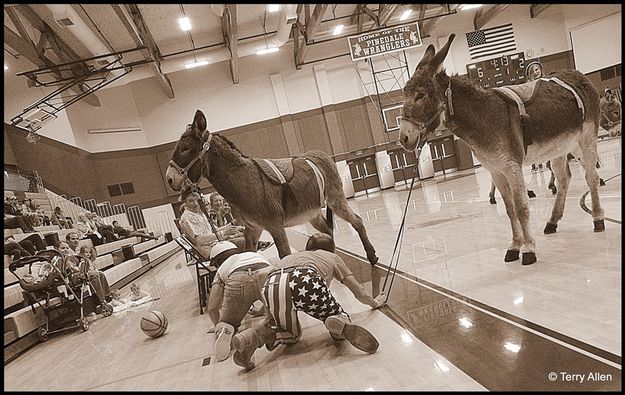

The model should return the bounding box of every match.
[504,249,519,262]
[527,190,536,198]
[599,178,606,186]
[489,197,497,205]
[368,255,379,266]
[593,219,605,232]
[522,252,537,266]
[543,222,558,234]
[549,186,557,195]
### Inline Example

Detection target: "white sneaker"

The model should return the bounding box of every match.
[214,323,235,362]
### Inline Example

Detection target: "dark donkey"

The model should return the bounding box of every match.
[166,110,379,266]
[399,34,605,266]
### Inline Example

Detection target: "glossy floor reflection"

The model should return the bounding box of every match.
[293,138,621,357]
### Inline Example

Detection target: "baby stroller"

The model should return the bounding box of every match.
[8,250,113,341]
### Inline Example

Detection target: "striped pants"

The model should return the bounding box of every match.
[261,266,347,345]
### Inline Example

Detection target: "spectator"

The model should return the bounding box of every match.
[128,282,150,301]
[179,189,243,260]
[111,220,158,241]
[88,213,117,243]
[4,236,33,261]
[78,245,113,304]
[4,196,36,233]
[75,212,104,246]
[66,232,81,255]
[208,193,236,227]
[4,234,46,257]
[51,207,73,229]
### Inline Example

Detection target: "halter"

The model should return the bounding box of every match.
[400,79,453,153]
[169,125,213,186]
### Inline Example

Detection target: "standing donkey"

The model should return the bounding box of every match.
[165,110,379,267]
[399,34,605,265]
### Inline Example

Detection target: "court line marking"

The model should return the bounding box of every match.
[579,173,621,224]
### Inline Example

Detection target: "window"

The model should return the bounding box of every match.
[107,182,135,197]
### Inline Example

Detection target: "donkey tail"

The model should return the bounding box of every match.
[325,207,334,231]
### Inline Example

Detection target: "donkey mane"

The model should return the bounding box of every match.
[210,134,250,168]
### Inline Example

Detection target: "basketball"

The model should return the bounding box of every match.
[140,310,168,338]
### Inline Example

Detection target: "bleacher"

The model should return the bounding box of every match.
[4,177,182,364]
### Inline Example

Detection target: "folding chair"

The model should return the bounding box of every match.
[174,235,216,315]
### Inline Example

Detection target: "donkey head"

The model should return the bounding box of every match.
[166,110,210,191]
[399,33,455,152]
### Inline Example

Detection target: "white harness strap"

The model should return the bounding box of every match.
[262,159,287,184]
[539,77,585,117]
[494,86,528,116]
[304,159,325,207]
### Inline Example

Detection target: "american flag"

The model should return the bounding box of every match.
[466,23,517,61]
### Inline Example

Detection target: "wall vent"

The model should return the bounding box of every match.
[55,17,75,27]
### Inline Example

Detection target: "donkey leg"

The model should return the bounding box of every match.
[546,161,557,195]
[578,123,605,231]
[491,171,523,262]
[328,199,378,265]
[504,165,536,265]
[244,223,263,252]
[267,227,292,259]
[308,211,334,237]
[544,156,571,234]
[488,181,497,204]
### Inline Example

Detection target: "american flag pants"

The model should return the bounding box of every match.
[261,266,347,345]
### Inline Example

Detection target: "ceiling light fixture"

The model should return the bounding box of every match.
[184,60,209,69]
[400,9,413,21]
[459,4,484,11]
[333,24,344,36]
[267,4,280,13]
[178,16,192,31]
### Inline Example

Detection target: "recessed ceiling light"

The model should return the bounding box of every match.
[267,4,280,13]
[257,46,279,55]
[459,4,483,11]
[178,16,192,31]
[400,9,413,21]
[185,60,209,69]
[333,24,344,36]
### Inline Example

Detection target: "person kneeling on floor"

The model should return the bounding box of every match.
[205,241,276,362]
[230,233,387,370]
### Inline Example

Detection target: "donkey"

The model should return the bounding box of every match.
[399,34,605,265]
[165,110,379,266]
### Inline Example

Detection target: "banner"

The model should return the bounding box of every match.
[348,23,422,61]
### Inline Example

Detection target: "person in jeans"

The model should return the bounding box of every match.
[206,241,275,362]
[4,196,36,233]
[51,207,73,229]
[229,233,387,370]
[111,220,158,241]
[75,213,104,246]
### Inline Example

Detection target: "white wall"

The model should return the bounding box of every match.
[5,4,620,153]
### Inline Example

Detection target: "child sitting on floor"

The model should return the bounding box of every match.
[128,282,150,301]
[110,288,126,307]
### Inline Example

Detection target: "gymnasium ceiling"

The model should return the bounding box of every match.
[4,4,527,105]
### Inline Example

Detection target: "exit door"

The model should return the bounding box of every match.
[348,155,380,195]
[388,148,418,184]
[429,136,458,174]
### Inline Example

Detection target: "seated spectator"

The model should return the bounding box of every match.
[208,193,238,228]
[65,232,81,255]
[34,206,51,226]
[51,206,73,229]
[4,234,46,258]
[75,213,104,246]
[111,220,158,241]
[4,196,36,233]
[88,212,117,243]
[78,245,113,304]
[179,189,243,260]
[128,282,150,301]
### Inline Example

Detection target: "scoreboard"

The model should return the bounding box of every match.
[466,52,527,88]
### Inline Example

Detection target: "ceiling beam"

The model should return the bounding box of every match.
[296,4,329,68]
[360,6,379,25]
[417,3,427,31]
[5,6,33,44]
[4,25,101,107]
[378,4,399,27]
[119,4,174,98]
[474,4,509,30]
[222,4,239,84]
[422,4,458,36]
[530,4,551,18]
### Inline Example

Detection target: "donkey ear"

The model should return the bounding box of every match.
[428,33,456,72]
[415,44,436,72]
[192,110,207,133]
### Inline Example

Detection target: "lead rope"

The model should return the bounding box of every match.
[380,158,419,303]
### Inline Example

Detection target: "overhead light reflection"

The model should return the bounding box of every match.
[257,46,279,55]
[513,296,524,305]
[333,24,344,36]
[400,9,413,21]
[184,60,209,69]
[458,317,473,328]
[401,332,413,344]
[268,4,280,13]
[435,360,450,373]
[178,16,192,31]
[503,341,521,353]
